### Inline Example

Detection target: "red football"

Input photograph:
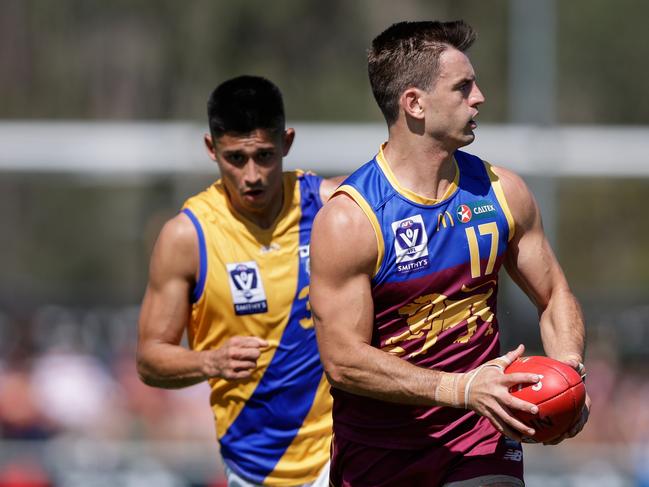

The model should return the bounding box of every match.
[505,355,585,443]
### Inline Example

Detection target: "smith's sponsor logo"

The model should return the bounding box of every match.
[397,258,429,273]
[234,302,267,314]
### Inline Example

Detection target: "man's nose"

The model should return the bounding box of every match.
[471,83,485,106]
[243,160,261,183]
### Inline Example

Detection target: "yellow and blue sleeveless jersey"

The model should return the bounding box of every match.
[332,145,516,450]
[181,170,332,486]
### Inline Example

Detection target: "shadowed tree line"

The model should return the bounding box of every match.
[2,0,649,123]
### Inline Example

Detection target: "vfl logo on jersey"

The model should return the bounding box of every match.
[457,200,498,224]
[391,214,429,274]
[226,261,268,315]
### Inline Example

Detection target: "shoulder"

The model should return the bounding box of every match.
[317,192,371,227]
[161,212,198,247]
[312,194,377,276]
[150,212,198,280]
[489,164,539,232]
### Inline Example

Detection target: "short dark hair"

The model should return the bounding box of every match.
[207,75,285,138]
[368,20,476,126]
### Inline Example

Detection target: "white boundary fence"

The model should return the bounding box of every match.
[1,122,648,177]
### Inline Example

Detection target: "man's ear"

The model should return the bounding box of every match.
[204,133,218,161]
[282,128,295,156]
[401,88,425,120]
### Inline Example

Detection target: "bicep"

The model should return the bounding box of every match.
[499,169,569,309]
[310,197,377,354]
[138,273,192,348]
[138,215,198,348]
[311,263,374,347]
[504,220,567,310]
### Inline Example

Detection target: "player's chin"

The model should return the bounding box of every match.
[458,127,476,143]
[242,192,269,209]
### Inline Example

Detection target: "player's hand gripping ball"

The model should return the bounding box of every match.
[505,356,586,443]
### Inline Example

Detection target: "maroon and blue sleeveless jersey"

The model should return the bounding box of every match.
[332,145,515,452]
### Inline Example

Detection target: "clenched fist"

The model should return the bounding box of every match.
[202,336,269,380]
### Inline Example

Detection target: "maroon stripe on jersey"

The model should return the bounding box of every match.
[332,257,504,449]
[372,256,503,371]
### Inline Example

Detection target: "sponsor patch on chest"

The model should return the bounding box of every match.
[456,199,498,224]
[226,261,268,315]
[391,214,430,274]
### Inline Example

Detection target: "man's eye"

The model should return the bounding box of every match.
[459,81,472,94]
[227,154,245,165]
[257,151,274,161]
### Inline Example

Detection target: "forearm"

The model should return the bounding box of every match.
[538,286,586,363]
[322,340,443,406]
[137,342,208,389]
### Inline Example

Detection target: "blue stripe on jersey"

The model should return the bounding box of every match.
[455,151,492,197]
[343,150,510,286]
[182,208,207,303]
[299,171,324,209]
[381,151,509,284]
[219,174,324,483]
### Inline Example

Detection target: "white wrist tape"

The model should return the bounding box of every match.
[434,372,461,407]
[434,356,510,409]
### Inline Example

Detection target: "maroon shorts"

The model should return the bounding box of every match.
[330,434,524,487]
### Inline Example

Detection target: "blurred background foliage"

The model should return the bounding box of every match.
[2,0,648,330]
[3,0,649,123]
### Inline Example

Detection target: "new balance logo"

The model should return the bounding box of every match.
[503,449,523,462]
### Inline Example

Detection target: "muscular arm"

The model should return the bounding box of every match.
[137,213,266,389]
[311,195,539,439]
[496,167,585,364]
[496,165,589,442]
[311,195,442,404]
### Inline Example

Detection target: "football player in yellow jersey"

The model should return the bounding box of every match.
[137,76,343,487]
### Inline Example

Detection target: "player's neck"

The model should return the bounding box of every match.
[228,188,285,230]
[383,133,457,201]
